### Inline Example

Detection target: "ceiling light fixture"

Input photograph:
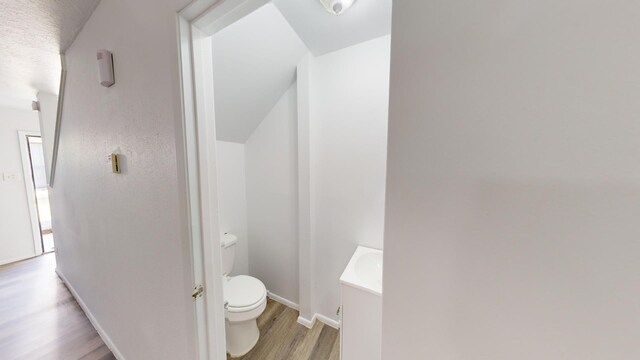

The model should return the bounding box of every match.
[320,0,356,16]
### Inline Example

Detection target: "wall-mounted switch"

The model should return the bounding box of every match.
[109,153,121,174]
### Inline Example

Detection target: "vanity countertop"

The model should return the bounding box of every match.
[340,246,383,296]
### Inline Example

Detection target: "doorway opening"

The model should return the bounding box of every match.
[23,134,55,253]
[178,1,391,359]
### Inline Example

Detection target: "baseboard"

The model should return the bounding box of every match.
[297,313,340,330]
[265,290,340,330]
[267,291,299,310]
[56,269,126,360]
[0,254,37,266]
[297,314,316,328]
[316,313,340,329]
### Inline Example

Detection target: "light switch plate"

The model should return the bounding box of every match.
[2,173,18,182]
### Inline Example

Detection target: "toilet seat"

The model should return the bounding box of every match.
[224,275,267,313]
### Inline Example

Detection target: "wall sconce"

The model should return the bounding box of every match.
[97,49,115,87]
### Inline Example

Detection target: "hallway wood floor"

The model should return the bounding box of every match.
[228,299,340,360]
[0,254,115,360]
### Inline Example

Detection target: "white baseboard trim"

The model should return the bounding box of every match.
[267,291,299,311]
[316,313,340,329]
[56,269,125,360]
[0,254,36,266]
[297,315,316,328]
[264,291,340,330]
[296,313,340,330]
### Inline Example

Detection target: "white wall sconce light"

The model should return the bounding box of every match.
[97,49,115,87]
[320,0,357,15]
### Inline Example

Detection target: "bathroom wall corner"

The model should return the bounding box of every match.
[296,54,314,322]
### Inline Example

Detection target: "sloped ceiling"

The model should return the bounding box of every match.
[212,3,307,143]
[212,0,392,143]
[0,0,102,109]
[274,0,392,56]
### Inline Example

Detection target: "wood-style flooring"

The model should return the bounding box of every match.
[228,299,340,360]
[0,254,115,360]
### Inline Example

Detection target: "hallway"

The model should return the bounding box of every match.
[0,254,114,360]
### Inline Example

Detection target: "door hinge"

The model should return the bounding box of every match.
[192,284,204,300]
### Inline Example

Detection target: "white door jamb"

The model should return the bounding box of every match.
[17,130,44,257]
[176,1,270,359]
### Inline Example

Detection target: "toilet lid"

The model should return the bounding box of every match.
[224,275,266,309]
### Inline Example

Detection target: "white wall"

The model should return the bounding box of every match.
[245,84,299,304]
[51,0,196,359]
[309,36,390,322]
[0,106,40,265]
[216,141,248,275]
[211,3,307,143]
[36,91,58,183]
[295,54,313,322]
[383,1,640,359]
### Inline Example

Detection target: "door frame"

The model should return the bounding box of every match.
[176,1,270,359]
[18,130,44,257]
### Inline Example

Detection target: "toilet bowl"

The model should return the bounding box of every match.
[224,275,267,357]
[220,233,267,357]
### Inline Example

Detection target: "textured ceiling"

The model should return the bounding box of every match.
[0,0,101,109]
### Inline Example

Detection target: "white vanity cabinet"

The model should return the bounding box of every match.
[339,246,383,360]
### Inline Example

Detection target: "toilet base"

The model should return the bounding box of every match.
[226,318,260,357]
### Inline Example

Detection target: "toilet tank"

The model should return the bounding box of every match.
[220,233,238,276]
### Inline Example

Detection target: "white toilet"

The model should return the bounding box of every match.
[221,233,267,357]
